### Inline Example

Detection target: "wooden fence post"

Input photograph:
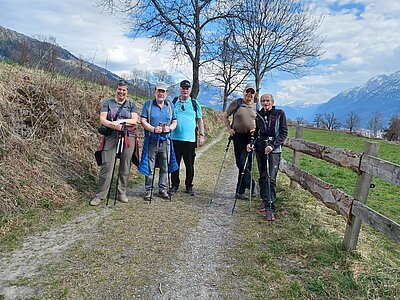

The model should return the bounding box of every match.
[343,142,379,250]
[290,125,303,189]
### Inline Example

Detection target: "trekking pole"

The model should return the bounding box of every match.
[209,136,232,205]
[248,150,255,206]
[149,123,162,202]
[106,122,126,206]
[231,149,251,215]
[161,123,172,201]
[266,153,273,211]
[113,123,127,205]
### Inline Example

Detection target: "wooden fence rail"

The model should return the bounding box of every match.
[281,126,400,250]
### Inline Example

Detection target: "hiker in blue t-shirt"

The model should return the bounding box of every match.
[170,80,205,196]
[139,82,178,201]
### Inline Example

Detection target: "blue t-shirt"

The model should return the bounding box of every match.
[141,99,176,141]
[171,97,203,142]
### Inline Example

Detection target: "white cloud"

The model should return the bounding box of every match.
[0,0,192,80]
[1,0,400,106]
[271,0,400,105]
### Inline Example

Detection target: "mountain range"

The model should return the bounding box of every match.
[283,72,400,128]
[1,25,399,128]
[313,72,400,127]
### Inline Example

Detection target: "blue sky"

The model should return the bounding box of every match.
[1,0,400,106]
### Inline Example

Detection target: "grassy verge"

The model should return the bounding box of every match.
[2,131,399,299]
[224,173,400,300]
[225,125,400,299]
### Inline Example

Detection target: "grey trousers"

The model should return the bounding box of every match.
[95,135,135,199]
[145,139,170,192]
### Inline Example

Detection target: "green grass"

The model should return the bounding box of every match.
[226,173,400,300]
[1,130,399,299]
[221,127,400,299]
[283,126,400,224]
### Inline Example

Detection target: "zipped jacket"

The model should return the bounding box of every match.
[254,106,288,153]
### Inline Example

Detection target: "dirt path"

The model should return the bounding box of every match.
[0,132,246,300]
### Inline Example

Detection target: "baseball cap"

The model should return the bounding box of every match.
[244,83,256,92]
[180,80,191,88]
[155,82,168,91]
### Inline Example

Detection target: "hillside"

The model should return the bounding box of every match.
[0,25,232,111]
[0,61,223,231]
[0,25,121,86]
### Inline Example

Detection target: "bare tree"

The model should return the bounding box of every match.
[228,0,323,101]
[209,33,249,111]
[368,112,383,138]
[16,39,31,66]
[33,35,60,72]
[296,117,306,125]
[129,69,148,96]
[153,69,174,85]
[143,70,154,96]
[345,111,360,133]
[99,0,234,99]
[383,114,399,141]
[322,112,340,131]
[313,113,324,128]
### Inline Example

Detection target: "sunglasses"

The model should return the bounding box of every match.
[246,89,255,95]
[181,104,185,111]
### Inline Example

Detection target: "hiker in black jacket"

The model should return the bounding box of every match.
[249,93,288,221]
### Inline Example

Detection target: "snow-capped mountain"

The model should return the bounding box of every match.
[312,71,400,127]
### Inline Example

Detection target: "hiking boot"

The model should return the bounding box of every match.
[158,190,170,199]
[90,197,101,206]
[264,210,275,221]
[185,186,195,196]
[117,195,129,203]
[235,193,249,200]
[143,191,152,201]
[256,204,266,213]
[170,186,179,194]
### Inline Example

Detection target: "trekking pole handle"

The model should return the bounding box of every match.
[161,122,171,133]
[154,122,163,134]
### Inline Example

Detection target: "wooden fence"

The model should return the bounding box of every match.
[280,126,400,250]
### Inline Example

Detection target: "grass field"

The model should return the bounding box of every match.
[224,127,400,299]
[282,126,400,225]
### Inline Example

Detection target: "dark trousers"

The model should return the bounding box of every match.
[171,140,196,189]
[233,133,255,194]
[256,151,281,210]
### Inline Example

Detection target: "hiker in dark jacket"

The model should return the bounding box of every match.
[248,93,288,221]
[223,83,257,200]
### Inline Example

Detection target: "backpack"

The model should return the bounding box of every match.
[172,96,198,120]
[146,99,173,124]
[230,98,243,127]
[172,96,199,146]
